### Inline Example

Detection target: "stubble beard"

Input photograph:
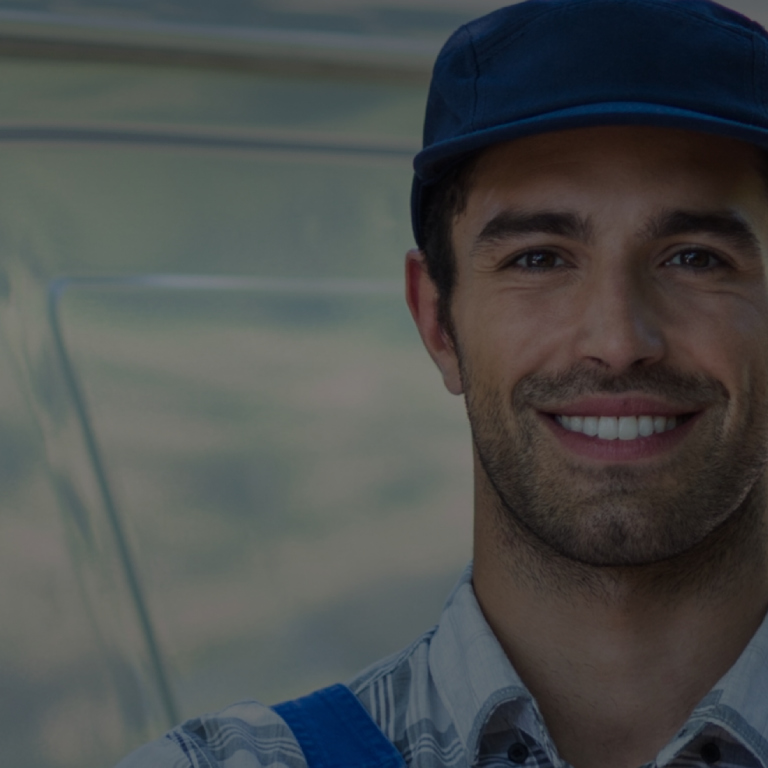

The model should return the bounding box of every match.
[461,354,768,597]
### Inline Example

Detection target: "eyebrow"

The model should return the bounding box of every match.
[470,207,762,258]
[470,210,593,256]
[641,209,761,253]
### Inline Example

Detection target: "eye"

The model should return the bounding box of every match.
[664,248,724,270]
[510,250,566,269]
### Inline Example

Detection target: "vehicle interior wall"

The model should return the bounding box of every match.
[0,21,468,768]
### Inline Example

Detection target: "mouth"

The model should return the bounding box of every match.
[540,409,703,462]
[551,412,698,441]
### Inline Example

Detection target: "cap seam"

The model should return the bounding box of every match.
[467,26,481,135]
[474,5,554,63]
[477,0,755,63]
[764,33,768,116]
[758,30,768,118]
[752,30,760,118]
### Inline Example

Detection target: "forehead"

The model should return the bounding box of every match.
[464,126,765,216]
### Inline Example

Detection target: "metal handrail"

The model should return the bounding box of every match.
[0,124,419,156]
[0,9,439,81]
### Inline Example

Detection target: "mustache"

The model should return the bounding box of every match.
[513,364,729,411]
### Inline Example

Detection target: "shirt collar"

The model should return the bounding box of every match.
[428,563,559,766]
[657,605,768,767]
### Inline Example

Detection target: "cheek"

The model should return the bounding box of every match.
[666,290,768,406]
[453,285,576,383]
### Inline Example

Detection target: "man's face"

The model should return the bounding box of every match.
[437,126,768,567]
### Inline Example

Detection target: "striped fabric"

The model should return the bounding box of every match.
[116,563,768,768]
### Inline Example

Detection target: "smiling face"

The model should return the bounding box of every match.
[409,126,768,568]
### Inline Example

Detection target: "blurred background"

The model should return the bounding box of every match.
[0,1,765,766]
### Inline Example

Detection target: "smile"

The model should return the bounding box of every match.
[543,410,701,462]
[554,414,693,441]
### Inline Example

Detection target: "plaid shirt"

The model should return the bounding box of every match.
[116,563,768,768]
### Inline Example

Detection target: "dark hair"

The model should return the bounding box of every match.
[420,155,478,341]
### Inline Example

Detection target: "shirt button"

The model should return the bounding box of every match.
[700,742,721,764]
[507,742,530,764]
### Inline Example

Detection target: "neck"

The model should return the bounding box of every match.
[473,469,768,768]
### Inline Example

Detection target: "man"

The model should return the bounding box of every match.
[117,1,768,766]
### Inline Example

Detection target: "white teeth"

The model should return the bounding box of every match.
[583,416,599,436]
[557,414,682,440]
[638,415,654,437]
[598,416,619,440]
[618,416,638,441]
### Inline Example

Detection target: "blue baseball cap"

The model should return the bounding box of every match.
[411,0,768,248]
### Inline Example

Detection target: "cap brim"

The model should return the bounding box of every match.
[412,101,768,247]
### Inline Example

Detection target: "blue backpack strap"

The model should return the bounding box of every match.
[273,683,406,768]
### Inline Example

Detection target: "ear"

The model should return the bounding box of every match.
[405,249,463,395]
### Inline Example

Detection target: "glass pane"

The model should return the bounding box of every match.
[0,147,414,279]
[0,297,160,767]
[0,58,426,137]
[0,29,461,753]
[58,279,472,715]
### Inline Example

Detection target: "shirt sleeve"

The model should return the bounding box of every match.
[114,734,190,768]
[112,700,308,768]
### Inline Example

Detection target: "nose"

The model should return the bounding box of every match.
[572,266,665,371]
